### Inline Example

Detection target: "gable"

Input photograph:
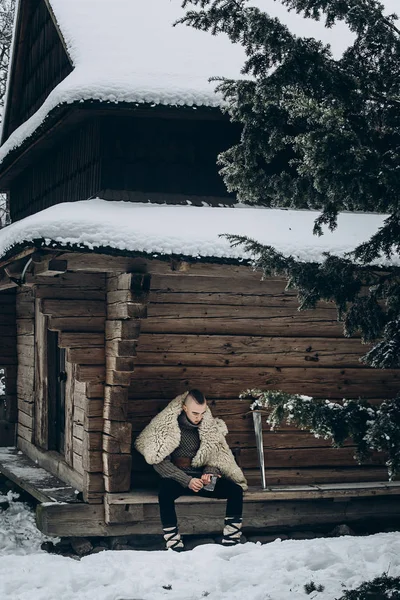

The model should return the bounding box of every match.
[1,0,72,144]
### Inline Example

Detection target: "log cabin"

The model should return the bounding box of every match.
[0,0,399,538]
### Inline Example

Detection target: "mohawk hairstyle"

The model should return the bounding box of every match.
[187,389,206,404]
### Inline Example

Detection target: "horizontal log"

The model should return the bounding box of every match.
[35,287,105,300]
[76,365,106,383]
[48,317,105,333]
[149,291,302,308]
[36,495,400,536]
[147,305,338,320]
[106,356,135,372]
[83,472,105,495]
[58,332,105,348]
[150,274,291,294]
[41,299,106,318]
[107,273,151,293]
[239,447,385,469]
[67,347,105,365]
[86,383,104,398]
[29,272,105,288]
[104,386,129,421]
[127,366,399,399]
[141,317,344,337]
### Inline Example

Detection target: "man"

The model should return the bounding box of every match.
[135,389,247,551]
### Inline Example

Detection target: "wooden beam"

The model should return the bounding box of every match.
[34,259,68,277]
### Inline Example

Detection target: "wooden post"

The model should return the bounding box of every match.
[103,273,150,493]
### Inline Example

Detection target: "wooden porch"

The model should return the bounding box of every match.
[2,447,400,538]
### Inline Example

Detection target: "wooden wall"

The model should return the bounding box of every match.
[0,289,17,445]
[130,265,398,487]
[8,110,237,222]
[3,0,72,141]
[10,120,101,222]
[16,274,107,502]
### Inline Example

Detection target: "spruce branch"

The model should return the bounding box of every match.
[241,389,400,479]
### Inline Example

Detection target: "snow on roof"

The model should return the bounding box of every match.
[0,199,396,266]
[0,0,365,165]
[0,0,248,164]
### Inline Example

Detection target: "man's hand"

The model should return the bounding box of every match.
[201,473,221,485]
[188,478,204,492]
[201,474,212,485]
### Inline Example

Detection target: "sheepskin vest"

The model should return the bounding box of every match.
[134,392,248,491]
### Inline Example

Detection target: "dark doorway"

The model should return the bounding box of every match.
[47,330,66,454]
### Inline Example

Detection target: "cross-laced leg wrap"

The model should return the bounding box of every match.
[222,517,243,546]
[163,526,184,551]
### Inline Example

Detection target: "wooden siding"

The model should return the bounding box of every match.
[99,114,238,205]
[3,0,72,141]
[16,273,108,500]
[7,110,237,222]
[129,268,395,487]
[10,119,101,221]
[0,289,17,445]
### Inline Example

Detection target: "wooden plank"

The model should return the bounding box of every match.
[76,365,106,383]
[58,332,104,348]
[35,287,105,300]
[141,317,344,337]
[49,317,105,333]
[245,467,390,486]
[127,367,400,399]
[108,481,400,506]
[136,334,367,367]
[67,347,105,364]
[0,447,81,504]
[30,272,105,288]
[37,495,400,536]
[105,502,144,524]
[17,423,34,443]
[239,447,386,469]
[16,320,34,335]
[17,438,83,491]
[150,274,290,294]
[146,304,337,319]
[41,299,106,318]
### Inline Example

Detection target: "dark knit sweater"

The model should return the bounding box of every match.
[153,411,221,487]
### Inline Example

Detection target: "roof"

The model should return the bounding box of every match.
[0,0,396,165]
[0,0,247,164]
[0,199,396,266]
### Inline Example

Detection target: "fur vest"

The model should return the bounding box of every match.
[134,392,248,491]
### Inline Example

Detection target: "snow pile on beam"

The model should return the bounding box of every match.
[0,199,396,266]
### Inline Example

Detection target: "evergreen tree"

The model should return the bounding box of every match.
[178,0,400,368]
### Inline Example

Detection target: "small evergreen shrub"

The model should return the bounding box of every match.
[337,574,400,599]
[304,581,325,594]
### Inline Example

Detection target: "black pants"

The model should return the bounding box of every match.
[158,477,243,528]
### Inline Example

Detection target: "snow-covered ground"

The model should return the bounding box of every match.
[1,491,400,600]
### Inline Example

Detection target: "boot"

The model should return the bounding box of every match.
[163,525,185,552]
[222,517,242,546]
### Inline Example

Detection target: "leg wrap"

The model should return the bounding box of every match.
[222,517,242,546]
[163,525,184,551]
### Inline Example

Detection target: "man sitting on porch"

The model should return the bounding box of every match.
[135,389,247,551]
